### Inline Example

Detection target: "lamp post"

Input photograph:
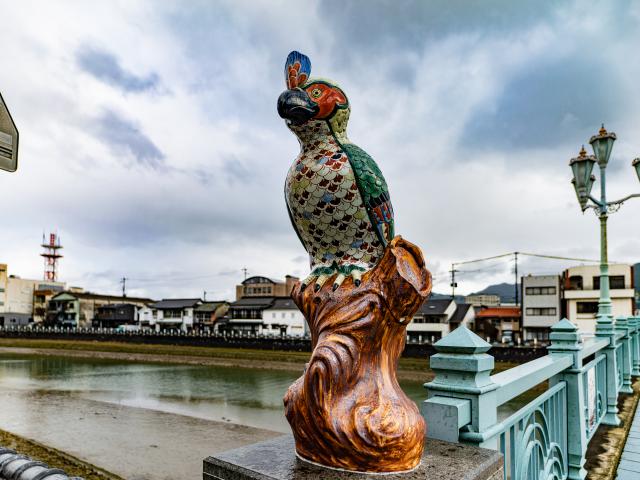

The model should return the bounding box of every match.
[0,91,19,173]
[569,125,640,424]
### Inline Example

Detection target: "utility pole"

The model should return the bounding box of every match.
[514,252,519,306]
[120,277,127,298]
[449,265,458,300]
[242,267,249,280]
[203,290,207,301]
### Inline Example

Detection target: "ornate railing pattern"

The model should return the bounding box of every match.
[615,343,623,391]
[582,354,606,441]
[423,316,640,480]
[497,383,567,480]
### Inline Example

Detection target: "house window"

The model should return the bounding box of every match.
[611,276,625,289]
[569,276,583,290]
[525,287,556,295]
[592,275,625,290]
[164,309,182,319]
[525,308,557,316]
[577,302,599,314]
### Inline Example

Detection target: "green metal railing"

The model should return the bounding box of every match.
[423,316,640,480]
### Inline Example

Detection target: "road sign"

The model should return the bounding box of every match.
[0,92,19,172]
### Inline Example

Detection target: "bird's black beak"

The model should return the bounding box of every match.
[277,89,319,125]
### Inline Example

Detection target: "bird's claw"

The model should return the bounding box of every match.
[314,274,330,291]
[303,266,365,293]
[332,274,346,291]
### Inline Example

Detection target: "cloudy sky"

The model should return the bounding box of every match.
[1,0,639,300]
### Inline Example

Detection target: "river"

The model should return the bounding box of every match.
[0,353,427,479]
[0,353,526,480]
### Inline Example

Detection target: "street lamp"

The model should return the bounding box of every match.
[570,146,596,211]
[569,125,640,423]
[0,92,19,173]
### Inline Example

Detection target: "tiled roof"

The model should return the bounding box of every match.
[52,291,153,304]
[417,298,453,316]
[195,301,227,313]
[449,303,473,323]
[229,296,278,308]
[151,298,201,309]
[476,307,521,318]
[265,298,299,310]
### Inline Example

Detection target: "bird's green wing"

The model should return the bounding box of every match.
[342,143,395,246]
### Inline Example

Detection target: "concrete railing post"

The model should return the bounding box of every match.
[596,313,621,426]
[423,326,498,448]
[631,316,640,377]
[617,316,634,394]
[547,319,586,480]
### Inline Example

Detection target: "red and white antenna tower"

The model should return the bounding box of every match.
[41,232,63,282]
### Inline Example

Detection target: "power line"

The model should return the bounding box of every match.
[448,250,610,301]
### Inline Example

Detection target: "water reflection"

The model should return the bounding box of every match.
[0,354,427,433]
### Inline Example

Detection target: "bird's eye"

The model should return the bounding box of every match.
[311,88,322,98]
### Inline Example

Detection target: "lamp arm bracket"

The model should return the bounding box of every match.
[607,193,640,207]
[588,195,603,207]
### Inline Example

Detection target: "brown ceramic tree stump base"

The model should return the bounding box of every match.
[283,236,432,473]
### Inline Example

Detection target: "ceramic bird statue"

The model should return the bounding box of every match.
[278,51,394,291]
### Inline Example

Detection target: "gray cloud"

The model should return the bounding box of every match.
[461,56,628,154]
[77,46,160,93]
[1,1,639,300]
[93,110,165,168]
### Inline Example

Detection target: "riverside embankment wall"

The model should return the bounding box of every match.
[0,328,547,362]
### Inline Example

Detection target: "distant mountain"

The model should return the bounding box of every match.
[430,282,520,305]
[430,291,465,303]
[471,282,519,304]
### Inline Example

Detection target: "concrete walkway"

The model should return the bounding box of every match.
[617,402,640,479]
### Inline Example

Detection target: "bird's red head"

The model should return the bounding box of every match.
[278,51,349,126]
[304,82,348,120]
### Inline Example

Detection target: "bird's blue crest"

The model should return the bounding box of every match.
[285,51,311,89]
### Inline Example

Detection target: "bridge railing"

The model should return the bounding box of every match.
[423,316,640,480]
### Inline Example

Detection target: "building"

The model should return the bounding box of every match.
[407,299,475,342]
[449,303,475,331]
[465,294,501,307]
[137,305,156,329]
[194,301,229,331]
[521,275,561,343]
[33,286,66,324]
[225,275,300,334]
[150,298,202,331]
[474,306,521,343]
[262,298,307,336]
[562,264,635,332]
[227,296,278,334]
[46,291,151,328]
[235,275,298,300]
[0,263,65,326]
[93,303,140,328]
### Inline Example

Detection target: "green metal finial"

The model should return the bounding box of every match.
[434,325,492,354]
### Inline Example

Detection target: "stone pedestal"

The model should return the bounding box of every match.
[203,435,503,480]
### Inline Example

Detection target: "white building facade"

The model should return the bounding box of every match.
[262,298,308,336]
[151,298,201,331]
[407,299,475,343]
[563,264,635,333]
[0,263,64,326]
[522,275,561,342]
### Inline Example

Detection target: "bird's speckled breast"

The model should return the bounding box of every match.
[285,121,383,271]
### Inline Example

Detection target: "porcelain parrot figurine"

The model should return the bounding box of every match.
[278,51,395,291]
